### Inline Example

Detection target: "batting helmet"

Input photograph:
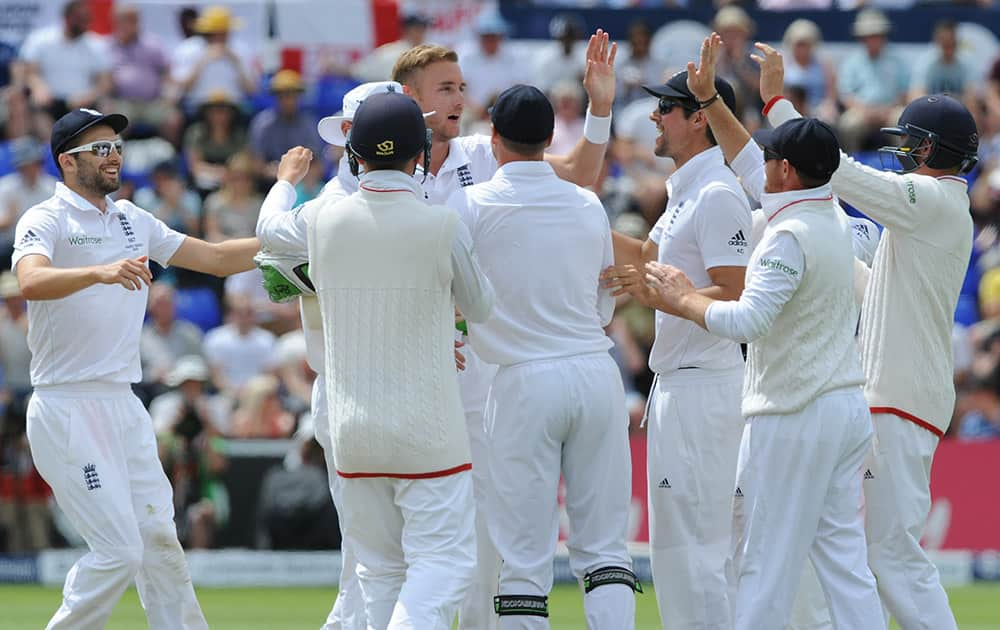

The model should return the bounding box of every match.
[878,94,979,174]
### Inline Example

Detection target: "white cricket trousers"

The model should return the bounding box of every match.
[646,367,743,630]
[311,375,366,630]
[340,471,477,630]
[864,413,957,630]
[486,352,635,630]
[457,343,501,630]
[26,383,207,630]
[734,387,883,630]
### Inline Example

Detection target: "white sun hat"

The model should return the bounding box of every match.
[317,81,435,146]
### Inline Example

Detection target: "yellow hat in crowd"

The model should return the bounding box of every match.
[195,6,243,34]
[270,70,305,94]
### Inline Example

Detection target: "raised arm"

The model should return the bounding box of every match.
[544,29,616,187]
[687,33,753,165]
[256,147,314,254]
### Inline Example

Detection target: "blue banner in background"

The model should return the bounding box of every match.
[0,554,38,584]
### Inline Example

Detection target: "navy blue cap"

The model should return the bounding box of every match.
[754,118,841,180]
[491,84,554,145]
[643,70,736,112]
[50,109,129,158]
[347,92,427,164]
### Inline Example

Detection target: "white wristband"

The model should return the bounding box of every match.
[583,109,612,145]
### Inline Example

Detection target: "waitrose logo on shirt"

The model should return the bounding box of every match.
[68,235,103,246]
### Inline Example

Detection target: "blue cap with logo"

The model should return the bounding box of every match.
[754,117,841,181]
[346,92,427,164]
[50,108,128,158]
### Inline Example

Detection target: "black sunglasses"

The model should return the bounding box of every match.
[657,97,696,115]
[763,146,782,161]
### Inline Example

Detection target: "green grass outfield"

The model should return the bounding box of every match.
[0,583,998,629]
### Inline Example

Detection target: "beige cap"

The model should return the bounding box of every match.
[853,9,890,38]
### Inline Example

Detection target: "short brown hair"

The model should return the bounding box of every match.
[392,44,459,86]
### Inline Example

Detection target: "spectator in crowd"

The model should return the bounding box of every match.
[533,13,587,93]
[230,374,295,439]
[248,70,322,185]
[203,152,263,242]
[203,294,277,399]
[955,361,1000,440]
[0,270,49,555]
[178,6,200,41]
[140,282,205,397]
[15,0,112,134]
[713,6,762,124]
[134,161,202,236]
[549,80,586,155]
[257,430,339,550]
[458,11,526,123]
[183,91,248,195]
[170,5,256,111]
[909,19,973,104]
[616,21,664,107]
[153,355,229,548]
[107,4,182,145]
[782,19,838,122]
[0,137,57,269]
[273,328,313,415]
[352,11,431,83]
[837,9,909,152]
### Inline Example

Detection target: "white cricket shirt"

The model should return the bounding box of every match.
[11,183,185,386]
[447,161,614,366]
[648,146,752,374]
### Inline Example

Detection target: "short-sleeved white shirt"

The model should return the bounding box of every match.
[19,27,111,100]
[12,183,186,386]
[648,146,752,374]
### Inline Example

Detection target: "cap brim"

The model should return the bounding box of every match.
[752,128,778,152]
[319,112,434,146]
[318,115,350,146]
[642,83,690,101]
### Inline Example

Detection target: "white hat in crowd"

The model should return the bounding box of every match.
[165,355,210,387]
[853,9,891,38]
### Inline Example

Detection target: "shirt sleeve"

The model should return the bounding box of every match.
[256,180,308,255]
[445,188,477,233]
[451,220,494,324]
[766,97,943,234]
[695,186,753,269]
[139,206,186,266]
[11,207,60,270]
[730,139,766,203]
[704,230,804,343]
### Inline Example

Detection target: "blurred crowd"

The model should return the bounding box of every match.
[2,0,1000,553]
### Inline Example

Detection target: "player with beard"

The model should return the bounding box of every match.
[12,109,260,629]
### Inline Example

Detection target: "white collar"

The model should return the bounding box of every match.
[667,146,724,198]
[761,183,834,222]
[358,170,423,198]
[54,182,122,215]
[496,160,554,177]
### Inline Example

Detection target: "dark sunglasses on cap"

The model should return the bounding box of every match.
[64,139,124,158]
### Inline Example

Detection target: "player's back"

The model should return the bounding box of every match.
[454,161,614,366]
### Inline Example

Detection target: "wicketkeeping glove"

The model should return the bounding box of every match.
[254,250,315,303]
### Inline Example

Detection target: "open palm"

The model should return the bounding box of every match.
[583,29,617,115]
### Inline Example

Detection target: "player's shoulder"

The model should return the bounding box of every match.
[455,133,493,158]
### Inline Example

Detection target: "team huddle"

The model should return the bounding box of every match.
[11,26,977,630]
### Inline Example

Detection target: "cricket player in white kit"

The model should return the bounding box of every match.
[757,42,978,630]
[682,35,883,630]
[447,84,637,630]
[12,109,261,629]
[644,115,884,630]
[603,71,751,630]
[386,38,617,628]
[308,91,494,630]
[255,80,407,630]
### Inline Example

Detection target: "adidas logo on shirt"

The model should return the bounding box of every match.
[734,486,743,498]
[728,230,748,248]
[18,229,41,247]
[658,477,671,489]
[864,469,874,480]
